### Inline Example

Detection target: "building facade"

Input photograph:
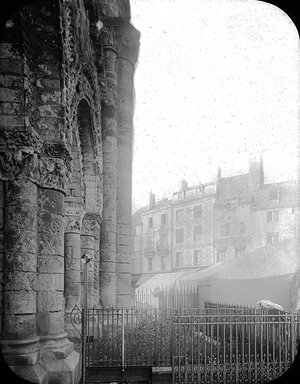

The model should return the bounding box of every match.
[171,180,216,270]
[132,179,216,283]
[214,159,298,261]
[0,1,139,383]
[132,160,298,284]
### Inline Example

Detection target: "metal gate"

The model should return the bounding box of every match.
[172,313,300,383]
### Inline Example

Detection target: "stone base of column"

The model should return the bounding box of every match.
[39,333,81,384]
[0,338,48,383]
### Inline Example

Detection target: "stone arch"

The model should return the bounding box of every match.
[70,69,103,217]
[64,96,102,335]
[77,98,98,214]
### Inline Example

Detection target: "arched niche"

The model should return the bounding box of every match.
[64,97,101,332]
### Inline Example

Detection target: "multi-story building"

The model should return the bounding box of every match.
[131,179,217,285]
[141,193,172,273]
[214,159,298,261]
[131,159,298,286]
[171,180,216,270]
[251,179,298,249]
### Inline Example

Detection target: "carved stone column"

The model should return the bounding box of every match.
[99,26,118,308]
[116,24,140,307]
[36,149,80,384]
[64,207,85,337]
[81,214,99,308]
[0,180,47,383]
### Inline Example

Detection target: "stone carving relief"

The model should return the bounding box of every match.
[82,214,101,237]
[0,130,41,182]
[65,206,85,233]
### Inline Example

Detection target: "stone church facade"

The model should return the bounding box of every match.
[0,0,139,382]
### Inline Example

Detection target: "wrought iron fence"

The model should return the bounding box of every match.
[76,307,178,368]
[133,286,203,309]
[172,312,300,383]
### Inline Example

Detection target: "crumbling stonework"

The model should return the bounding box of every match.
[0,0,139,382]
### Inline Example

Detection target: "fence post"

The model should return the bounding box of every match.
[122,307,125,372]
[291,313,296,359]
[154,309,158,365]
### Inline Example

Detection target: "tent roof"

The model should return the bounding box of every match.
[136,271,189,292]
[177,237,299,283]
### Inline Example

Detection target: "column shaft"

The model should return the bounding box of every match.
[0,180,47,383]
[81,232,95,308]
[100,45,118,308]
[116,58,135,308]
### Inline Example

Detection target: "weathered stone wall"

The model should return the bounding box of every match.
[0,0,139,382]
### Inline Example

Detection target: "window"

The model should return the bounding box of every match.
[161,213,167,225]
[193,205,202,219]
[267,210,279,222]
[194,225,202,241]
[223,222,245,236]
[216,249,225,263]
[159,232,168,246]
[235,247,245,258]
[176,209,183,222]
[267,232,279,244]
[176,228,184,243]
[146,235,154,247]
[148,217,153,228]
[175,252,183,267]
[269,187,279,200]
[193,250,202,266]
[148,258,153,272]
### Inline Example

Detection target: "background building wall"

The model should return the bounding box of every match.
[131,161,298,282]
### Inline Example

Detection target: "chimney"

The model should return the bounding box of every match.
[149,192,155,209]
[217,167,222,182]
[249,156,264,189]
[181,179,188,191]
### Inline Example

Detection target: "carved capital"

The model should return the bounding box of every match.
[39,143,72,193]
[65,206,85,233]
[0,129,42,182]
[0,131,72,193]
[82,213,102,237]
[101,27,117,51]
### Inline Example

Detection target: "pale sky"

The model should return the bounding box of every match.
[130,0,300,209]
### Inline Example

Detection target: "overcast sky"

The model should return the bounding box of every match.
[130,0,299,209]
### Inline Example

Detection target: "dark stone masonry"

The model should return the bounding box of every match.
[0,0,140,382]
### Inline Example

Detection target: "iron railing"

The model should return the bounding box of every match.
[134,286,205,309]
[172,312,300,383]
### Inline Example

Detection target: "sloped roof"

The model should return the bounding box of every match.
[177,237,299,284]
[136,271,189,292]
